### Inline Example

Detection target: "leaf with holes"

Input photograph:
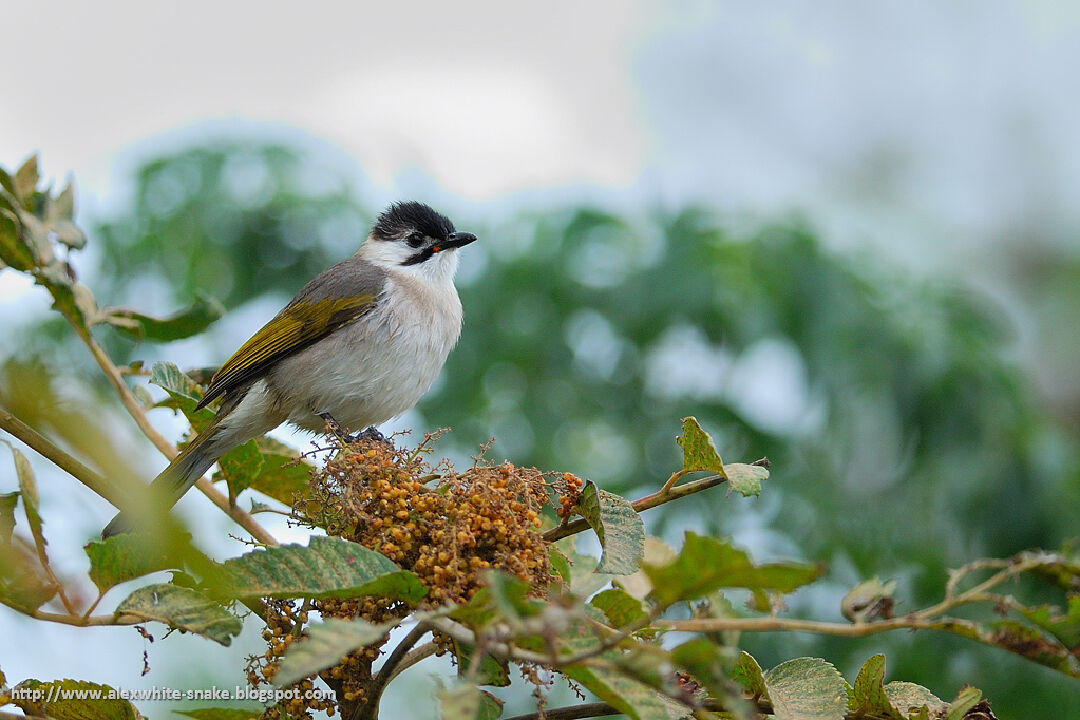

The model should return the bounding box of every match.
[579,481,644,575]
[115,584,242,646]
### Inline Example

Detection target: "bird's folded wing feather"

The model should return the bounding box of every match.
[195,258,385,409]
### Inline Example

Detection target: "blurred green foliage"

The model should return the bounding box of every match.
[7,141,1079,716]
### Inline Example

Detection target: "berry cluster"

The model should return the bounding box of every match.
[254,434,577,718]
[245,600,336,719]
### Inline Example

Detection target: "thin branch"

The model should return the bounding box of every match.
[77,331,278,546]
[26,607,142,627]
[353,622,432,720]
[544,472,728,543]
[383,641,439,686]
[0,409,122,504]
[503,702,622,720]
[1,712,51,720]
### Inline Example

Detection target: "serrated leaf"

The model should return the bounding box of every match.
[214,535,427,603]
[13,154,39,201]
[174,708,264,720]
[438,684,504,720]
[12,678,137,720]
[850,654,903,718]
[549,546,572,585]
[114,583,242,646]
[943,686,982,720]
[275,617,392,685]
[883,682,944,716]
[723,462,767,497]
[677,417,724,474]
[579,481,644,575]
[103,291,224,342]
[85,532,191,593]
[842,577,898,623]
[732,650,769,698]
[764,657,848,720]
[215,439,264,500]
[642,533,822,607]
[562,662,689,720]
[591,587,648,628]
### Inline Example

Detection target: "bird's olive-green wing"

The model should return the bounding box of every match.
[195,258,385,409]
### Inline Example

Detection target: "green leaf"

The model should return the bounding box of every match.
[0,206,36,271]
[842,577,897,623]
[849,654,903,719]
[275,617,392,686]
[13,154,39,201]
[0,491,18,543]
[549,546,572,585]
[215,439,265,500]
[103,291,224,342]
[882,682,944,717]
[482,569,543,621]
[723,462,767,497]
[437,685,504,720]
[562,661,689,720]
[642,532,822,607]
[1018,595,1080,649]
[85,532,190,593]
[579,480,644,575]
[677,417,724,474]
[591,587,648,628]
[114,583,242,646]
[245,437,312,506]
[150,361,216,431]
[763,657,848,720]
[12,678,138,720]
[173,708,264,720]
[214,535,427,603]
[732,650,769,698]
[7,443,46,558]
[943,686,982,720]
[454,640,511,687]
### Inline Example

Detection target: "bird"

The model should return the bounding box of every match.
[102,201,476,537]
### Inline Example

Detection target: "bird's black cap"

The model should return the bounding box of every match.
[372,201,455,241]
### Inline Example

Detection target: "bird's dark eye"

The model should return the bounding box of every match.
[406,232,425,248]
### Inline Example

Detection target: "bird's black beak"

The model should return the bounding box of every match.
[433,231,477,252]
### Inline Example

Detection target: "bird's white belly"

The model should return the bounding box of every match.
[266,275,462,434]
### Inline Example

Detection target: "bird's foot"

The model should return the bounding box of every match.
[319,412,352,443]
[319,414,389,445]
[356,426,388,444]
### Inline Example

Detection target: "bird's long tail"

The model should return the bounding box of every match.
[101,418,227,538]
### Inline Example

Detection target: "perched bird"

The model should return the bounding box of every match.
[103,201,476,537]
